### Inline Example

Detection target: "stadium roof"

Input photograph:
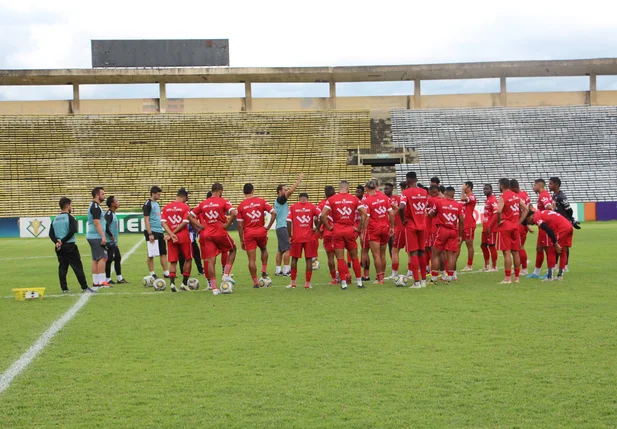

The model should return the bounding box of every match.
[1,58,616,86]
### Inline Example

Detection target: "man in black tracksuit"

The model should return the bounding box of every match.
[549,177,580,271]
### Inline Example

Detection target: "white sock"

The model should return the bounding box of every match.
[106,277,111,282]
[407,270,413,277]
[284,265,290,273]
[392,270,398,277]
[98,274,105,284]
[357,278,363,286]
[454,271,458,278]
[117,275,123,281]
[92,274,97,285]
[341,280,347,288]
[446,276,452,282]
[164,270,170,276]
[150,271,156,276]
[276,266,282,274]
[533,267,541,275]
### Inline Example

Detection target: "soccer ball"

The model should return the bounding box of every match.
[220,281,234,294]
[312,260,320,270]
[187,278,200,290]
[153,278,167,291]
[142,276,154,288]
[257,276,272,288]
[394,275,408,287]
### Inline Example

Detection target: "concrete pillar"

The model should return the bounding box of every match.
[71,84,80,114]
[500,77,507,107]
[244,82,252,112]
[159,82,167,113]
[329,81,336,110]
[589,73,597,106]
[413,80,421,109]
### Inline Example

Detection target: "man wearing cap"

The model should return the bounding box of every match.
[161,188,193,292]
[143,186,170,279]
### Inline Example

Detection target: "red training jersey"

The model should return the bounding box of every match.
[161,201,191,243]
[191,196,235,236]
[400,187,428,230]
[534,210,573,237]
[462,193,477,229]
[499,190,521,231]
[427,196,441,233]
[287,201,318,243]
[236,197,274,238]
[390,195,403,231]
[363,192,393,230]
[324,193,362,228]
[518,190,531,208]
[537,190,553,211]
[318,198,333,237]
[432,199,463,230]
[483,195,499,229]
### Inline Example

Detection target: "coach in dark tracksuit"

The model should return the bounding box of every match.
[549,176,580,270]
[49,197,92,294]
[104,195,129,284]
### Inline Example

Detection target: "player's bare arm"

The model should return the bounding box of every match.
[265,210,277,230]
[144,216,154,243]
[285,173,304,199]
[161,220,178,243]
[518,201,529,225]
[496,197,505,225]
[398,200,407,225]
[458,214,465,244]
[287,220,293,240]
[93,218,106,245]
[320,207,333,230]
[388,210,395,236]
[359,207,368,233]
[188,213,204,231]
[539,223,561,254]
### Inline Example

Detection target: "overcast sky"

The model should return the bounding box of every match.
[1,0,617,101]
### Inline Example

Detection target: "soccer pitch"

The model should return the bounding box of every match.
[1,223,616,428]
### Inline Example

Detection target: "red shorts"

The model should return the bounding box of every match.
[518,226,528,247]
[360,230,370,249]
[244,234,268,251]
[392,228,406,249]
[200,234,236,259]
[497,228,520,252]
[333,226,358,251]
[290,240,318,259]
[481,229,497,246]
[322,234,334,253]
[434,227,459,252]
[557,229,573,248]
[368,224,389,246]
[167,240,193,263]
[537,229,552,247]
[405,228,425,252]
[463,227,476,241]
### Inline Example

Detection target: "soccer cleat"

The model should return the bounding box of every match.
[164,274,170,279]
[443,280,451,285]
[341,284,348,290]
[62,290,70,295]
[329,280,338,285]
[83,287,97,293]
[180,284,191,292]
[361,277,371,282]
[116,279,130,284]
[170,284,178,292]
[430,279,439,286]
[253,285,260,289]
[304,283,312,289]
[461,266,474,272]
[555,276,564,281]
[198,270,205,275]
[108,280,116,285]
[99,281,111,288]
[274,272,285,277]
[357,282,366,289]
[513,277,520,284]
[542,277,553,282]
[286,284,296,289]
[481,266,490,272]
[384,274,396,280]
[222,275,235,284]
[499,280,512,284]
[420,280,427,288]
[526,273,540,279]
[151,274,159,279]
[212,288,221,296]
[520,269,529,276]
[410,282,422,289]
[488,267,499,272]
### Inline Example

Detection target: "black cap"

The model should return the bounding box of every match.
[177,188,190,197]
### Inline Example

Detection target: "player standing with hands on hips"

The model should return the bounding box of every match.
[143,186,170,279]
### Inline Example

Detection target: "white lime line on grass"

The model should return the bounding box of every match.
[0,256,55,261]
[0,238,143,396]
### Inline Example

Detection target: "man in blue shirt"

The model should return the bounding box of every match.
[143,186,170,278]
[274,173,303,276]
[87,186,109,287]
[105,196,129,284]
[50,197,96,294]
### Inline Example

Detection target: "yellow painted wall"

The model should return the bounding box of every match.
[507,92,588,107]
[80,99,151,114]
[595,90,617,106]
[0,100,70,114]
[183,98,243,112]
[420,93,501,109]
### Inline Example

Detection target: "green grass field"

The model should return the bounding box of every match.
[1,223,616,428]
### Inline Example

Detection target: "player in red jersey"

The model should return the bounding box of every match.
[425,184,440,274]
[317,186,338,284]
[480,184,499,272]
[399,171,429,288]
[189,182,237,296]
[523,210,573,281]
[496,178,529,284]
[161,188,193,292]
[363,180,395,284]
[510,179,532,276]
[321,180,368,290]
[355,185,372,281]
[428,187,463,285]
[528,178,556,279]
[286,193,319,289]
[386,181,407,278]
[459,181,477,272]
[236,183,277,289]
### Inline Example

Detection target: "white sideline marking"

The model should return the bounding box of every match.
[0,256,55,261]
[0,239,143,396]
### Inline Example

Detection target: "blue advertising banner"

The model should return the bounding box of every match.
[0,218,20,238]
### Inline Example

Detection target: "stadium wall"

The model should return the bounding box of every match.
[2,91,617,115]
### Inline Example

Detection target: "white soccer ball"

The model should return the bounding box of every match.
[220,281,234,294]
[153,278,167,291]
[312,260,320,270]
[257,276,272,288]
[187,278,200,290]
[142,276,154,288]
[394,275,408,287]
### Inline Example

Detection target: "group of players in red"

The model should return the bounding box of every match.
[157,172,573,295]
